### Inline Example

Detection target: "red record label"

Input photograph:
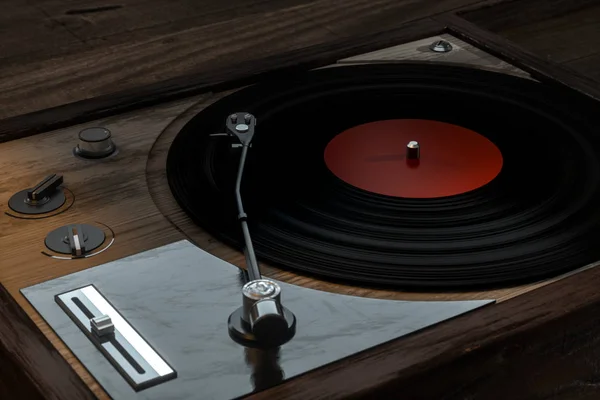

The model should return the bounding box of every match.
[324,119,503,198]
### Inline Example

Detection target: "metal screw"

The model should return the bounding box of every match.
[230,114,238,123]
[235,124,249,133]
[244,114,252,124]
[429,40,453,53]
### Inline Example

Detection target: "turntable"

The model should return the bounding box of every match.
[1,12,600,400]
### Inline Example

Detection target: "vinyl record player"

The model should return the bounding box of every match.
[1,10,600,400]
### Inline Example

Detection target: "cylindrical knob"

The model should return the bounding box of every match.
[250,299,289,346]
[242,279,281,322]
[242,279,287,344]
[406,141,420,160]
[75,127,117,159]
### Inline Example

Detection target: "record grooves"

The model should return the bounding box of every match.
[167,64,600,290]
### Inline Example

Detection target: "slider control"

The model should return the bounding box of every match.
[55,285,177,391]
[8,174,66,215]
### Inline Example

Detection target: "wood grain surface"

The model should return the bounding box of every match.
[0,0,526,143]
[461,0,600,87]
[437,14,600,102]
[0,283,95,400]
[0,33,562,399]
[0,0,493,124]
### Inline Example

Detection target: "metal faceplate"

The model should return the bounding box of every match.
[22,241,492,400]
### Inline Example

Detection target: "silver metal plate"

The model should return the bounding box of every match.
[23,241,493,400]
[56,285,176,391]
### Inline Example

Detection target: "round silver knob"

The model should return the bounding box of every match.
[74,127,117,159]
[429,40,453,53]
[406,140,420,160]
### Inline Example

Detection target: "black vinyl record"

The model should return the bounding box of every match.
[166,63,600,290]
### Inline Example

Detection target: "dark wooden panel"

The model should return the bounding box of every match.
[568,53,600,82]
[0,2,86,64]
[483,4,600,63]
[0,18,444,143]
[0,283,95,400]
[248,259,600,400]
[460,0,600,85]
[459,0,600,33]
[0,346,45,400]
[0,0,485,127]
[435,14,600,102]
[36,0,310,43]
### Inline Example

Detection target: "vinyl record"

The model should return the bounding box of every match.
[167,63,600,290]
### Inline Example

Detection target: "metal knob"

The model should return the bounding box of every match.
[75,127,117,159]
[242,279,288,345]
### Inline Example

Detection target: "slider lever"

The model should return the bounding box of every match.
[26,174,63,204]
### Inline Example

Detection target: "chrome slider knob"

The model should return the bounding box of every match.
[90,314,114,337]
[242,280,289,346]
[74,127,117,159]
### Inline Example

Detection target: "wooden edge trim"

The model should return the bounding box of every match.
[0,284,95,400]
[247,258,600,399]
[456,0,600,33]
[0,17,444,144]
[434,13,600,102]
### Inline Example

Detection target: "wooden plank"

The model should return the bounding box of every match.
[0,18,444,143]
[460,0,600,88]
[292,0,486,36]
[35,0,310,43]
[0,4,331,121]
[0,2,85,64]
[567,52,600,82]
[0,0,494,135]
[489,4,600,64]
[0,283,95,400]
[436,13,600,102]
[458,0,600,33]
